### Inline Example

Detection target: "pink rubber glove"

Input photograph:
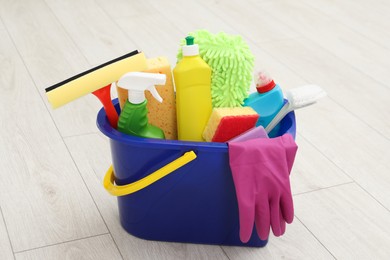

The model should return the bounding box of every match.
[228,134,298,242]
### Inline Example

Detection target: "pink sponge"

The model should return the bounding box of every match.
[203,107,259,142]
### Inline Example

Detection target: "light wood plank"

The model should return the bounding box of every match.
[94,0,157,20]
[291,134,352,195]
[294,183,390,259]
[45,0,137,67]
[14,234,122,260]
[196,0,299,44]
[0,17,107,252]
[301,0,390,49]
[254,0,390,88]
[103,11,183,66]
[145,0,237,35]
[222,219,334,260]
[0,0,101,137]
[0,208,14,260]
[292,97,390,209]
[94,0,186,65]
[64,133,229,260]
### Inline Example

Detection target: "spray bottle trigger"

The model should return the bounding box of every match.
[148,86,163,103]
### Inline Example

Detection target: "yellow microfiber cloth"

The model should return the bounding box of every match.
[203,107,259,142]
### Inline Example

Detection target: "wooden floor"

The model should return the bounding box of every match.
[1,0,389,259]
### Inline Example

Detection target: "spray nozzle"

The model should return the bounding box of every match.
[117,72,166,104]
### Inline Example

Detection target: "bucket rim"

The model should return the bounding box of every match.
[96,99,296,151]
[96,99,228,152]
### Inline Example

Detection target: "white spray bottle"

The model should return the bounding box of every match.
[116,72,166,139]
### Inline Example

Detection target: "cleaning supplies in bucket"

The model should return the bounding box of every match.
[116,72,166,139]
[228,134,298,242]
[173,36,212,142]
[41,26,329,247]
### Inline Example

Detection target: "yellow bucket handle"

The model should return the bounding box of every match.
[103,151,197,196]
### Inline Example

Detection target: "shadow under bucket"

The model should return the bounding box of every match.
[97,99,296,247]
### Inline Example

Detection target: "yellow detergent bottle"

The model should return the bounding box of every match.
[173,36,212,141]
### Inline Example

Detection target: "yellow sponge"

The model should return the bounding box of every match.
[203,107,259,142]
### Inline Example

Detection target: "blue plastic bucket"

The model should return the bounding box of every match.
[98,99,296,247]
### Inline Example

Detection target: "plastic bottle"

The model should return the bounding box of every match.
[173,36,212,142]
[243,71,284,137]
[116,72,166,139]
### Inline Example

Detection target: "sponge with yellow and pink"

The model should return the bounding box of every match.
[202,107,259,142]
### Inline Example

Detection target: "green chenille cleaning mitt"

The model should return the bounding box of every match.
[177,30,255,108]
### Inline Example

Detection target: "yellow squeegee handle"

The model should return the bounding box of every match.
[103,151,197,196]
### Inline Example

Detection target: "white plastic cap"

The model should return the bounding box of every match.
[183,44,199,56]
[182,36,199,56]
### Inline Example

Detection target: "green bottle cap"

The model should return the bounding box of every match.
[185,36,194,45]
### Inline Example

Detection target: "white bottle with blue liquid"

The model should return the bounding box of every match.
[244,71,284,137]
